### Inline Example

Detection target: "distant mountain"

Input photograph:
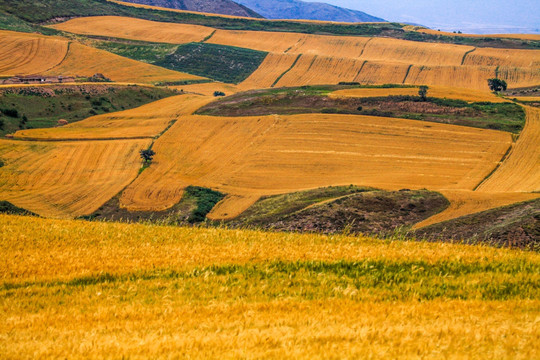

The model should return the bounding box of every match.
[121,0,263,18]
[234,0,385,22]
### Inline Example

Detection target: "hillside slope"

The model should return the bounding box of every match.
[121,0,263,18]
[235,0,385,22]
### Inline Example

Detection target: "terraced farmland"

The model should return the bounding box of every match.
[121,114,511,215]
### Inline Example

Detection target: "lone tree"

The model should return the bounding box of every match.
[488,78,507,92]
[418,85,429,101]
[140,149,155,164]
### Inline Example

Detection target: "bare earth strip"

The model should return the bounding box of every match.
[0,139,151,218]
[121,114,511,213]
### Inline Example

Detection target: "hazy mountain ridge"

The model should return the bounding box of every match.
[121,0,263,18]
[234,0,385,22]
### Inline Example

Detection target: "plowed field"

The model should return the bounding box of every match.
[0,139,150,218]
[120,114,511,212]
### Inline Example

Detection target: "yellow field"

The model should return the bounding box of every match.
[51,16,214,44]
[1,214,539,359]
[477,106,540,192]
[13,94,211,141]
[174,81,240,96]
[0,139,150,218]
[120,114,511,213]
[238,53,299,90]
[0,30,68,77]
[330,85,508,102]
[45,42,203,84]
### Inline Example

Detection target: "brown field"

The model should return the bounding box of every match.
[0,139,150,218]
[120,114,511,213]
[13,94,211,141]
[0,30,68,77]
[51,16,215,44]
[330,86,509,103]
[477,106,540,193]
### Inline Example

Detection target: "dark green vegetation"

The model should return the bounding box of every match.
[488,78,508,92]
[227,187,449,236]
[415,198,540,251]
[197,86,527,133]
[0,201,37,216]
[1,0,539,49]
[83,186,224,224]
[89,39,267,83]
[5,259,538,302]
[154,43,268,83]
[0,85,177,136]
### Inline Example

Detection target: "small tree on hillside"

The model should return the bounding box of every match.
[140,149,155,164]
[418,85,429,101]
[488,78,507,92]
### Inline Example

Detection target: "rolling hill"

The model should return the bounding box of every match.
[234,0,385,22]
[121,0,263,18]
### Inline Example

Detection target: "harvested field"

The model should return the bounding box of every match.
[330,86,508,103]
[477,106,540,192]
[415,28,540,41]
[208,29,305,53]
[207,194,261,220]
[45,42,203,84]
[13,94,212,140]
[121,114,511,212]
[238,53,299,90]
[414,190,539,228]
[51,16,214,44]
[173,82,240,96]
[0,30,68,76]
[0,139,150,218]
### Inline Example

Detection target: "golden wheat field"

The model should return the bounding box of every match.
[0,139,150,218]
[13,94,212,141]
[120,113,511,214]
[1,214,539,359]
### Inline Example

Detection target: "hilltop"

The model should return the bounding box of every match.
[235,0,385,22]
[121,0,263,18]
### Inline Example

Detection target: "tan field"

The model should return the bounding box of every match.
[13,94,212,141]
[0,139,150,218]
[0,30,68,77]
[51,16,215,44]
[477,106,540,193]
[174,82,240,96]
[409,26,540,41]
[330,86,509,103]
[238,53,300,90]
[120,114,511,214]
[52,17,540,90]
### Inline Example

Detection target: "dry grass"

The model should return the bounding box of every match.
[13,94,211,140]
[120,113,511,213]
[330,86,508,103]
[0,139,149,218]
[174,82,240,96]
[0,30,68,77]
[51,16,215,44]
[0,214,539,359]
[411,27,540,41]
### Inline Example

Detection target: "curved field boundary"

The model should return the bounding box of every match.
[51,16,215,44]
[206,194,261,220]
[0,31,69,77]
[477,106,540,192]
[120,113,511,212]
[0,138,151,218]
[413,190,539,229]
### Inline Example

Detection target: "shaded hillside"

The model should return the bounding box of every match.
[235,0,384,22]
[415,198,540,250]
[122,0,263,18]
